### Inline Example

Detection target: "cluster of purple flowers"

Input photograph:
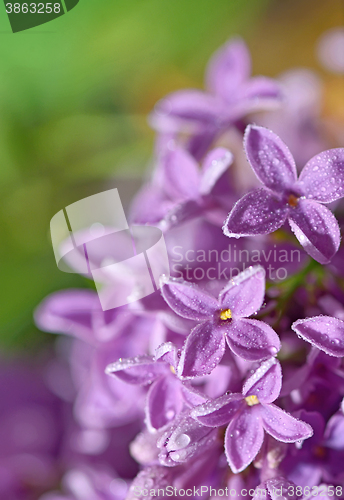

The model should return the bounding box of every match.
[13,37,344,499]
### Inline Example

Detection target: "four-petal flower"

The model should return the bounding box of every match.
[105,342,205,431]
[131,146,233,228]
[150,38,281,159]
[191,358,313,472]
[223,124,344,264]
[161,265,281,377]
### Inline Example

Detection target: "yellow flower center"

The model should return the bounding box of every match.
[288,194,299,208]
[220,308,232,320]
[245,395,260,406]
[170,365,176,374]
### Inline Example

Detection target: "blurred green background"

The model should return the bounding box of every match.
[0,0,342,350]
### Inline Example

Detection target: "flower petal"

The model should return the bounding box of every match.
[191,393,243,427]
[130,183,173,224]
[154,342,179,368]
[218,265,266,317]
[231,76,282,118]
[34,289,103,344]
[288,199,340,264]
[244,125,297,192]
[149,90,221,133]
[161,199,204,231]
[265,478,298,500]
[186,124,220,161]
[161,414,217,465]
[161,148,200,200]
[105,355,167,385]
[238,76,282,103]
[243,358,282,404]
[298,148,344,203]
[223,188,287,237]
[146,376,183,431]
[261,404,313,443]
[178,322,226,378]
[225,318,281,361]
[225,408,264,473]
[292,315,344,356]
[199,148,233,195]
[205,37,251,100]
[126,466,174,500]
[160,277,218,321]
[324,413,344,450]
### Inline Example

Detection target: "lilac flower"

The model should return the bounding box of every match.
[161,266,281,377]
[255,69,327,168]
[130,146,233,228]
[150,38,281,159]
[29,35,344,497]
[0,359,64,499]
[34,289,123,345]
[281,348,344,415]
[35,290,152,428]
[252,477,298,500]
[157,410,219,466]
[39,466,128,500]
[105,342,206,431]
[292,316,344,357]
[125,466,177,500]
[280,409,344,486]
[223,124,344,264]
[191,358,313,473]
[126,449,220,500]
[324,402,344,451]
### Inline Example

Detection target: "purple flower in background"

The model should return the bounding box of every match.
[292,315,344,357]
[156,410,219,466]
[191,358,313,472]
[0,359,65,500]
[105,342,205,431]
[150,38,281,159]
[252,477,298,500]
[34,289,123,345]
[223,124,344,264]
[34,290,152,429]
[161,266,280,377]
[280,348,344,415]
[126,450,221,500]
[131,146,233,228]
[279,408,344,486]
[39,466,128,500]
[324,401,344,451]
[255,69,327,168]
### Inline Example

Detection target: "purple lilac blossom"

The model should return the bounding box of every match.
[39,466,128,500]
[223,124,344,264]
[31,35,344,500]
[150,38,281,160]
[191,358,313,473]
[254,69,327,168]
[105,342,206,431]
[161,265,281,376]
[130,146,233,229]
